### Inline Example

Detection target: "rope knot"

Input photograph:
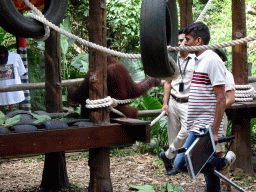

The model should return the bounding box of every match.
[85,96,112,109]
[110,98,118,107]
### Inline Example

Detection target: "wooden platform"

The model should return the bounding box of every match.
[0,118,150,158]
[226,100,256,124]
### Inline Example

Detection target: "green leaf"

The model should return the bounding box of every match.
[164,183,183,192]
[60,15,75,54]
[129,185,155,192]
[71,53,89,73]
[61,38,69,55]
[30,114,51,124]
[5,115,21,125]
[142,94,162,110]
[120,58,145,81]
[0,111,5,124]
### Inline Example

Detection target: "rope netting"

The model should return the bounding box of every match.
[21,0,256,124]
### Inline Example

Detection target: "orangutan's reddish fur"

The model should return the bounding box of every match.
[68,55,161,119]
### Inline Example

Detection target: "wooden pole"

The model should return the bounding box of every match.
[178,0,193,28]
[41,29,70,189]
[232,0,254,174]
[87,0,112,191]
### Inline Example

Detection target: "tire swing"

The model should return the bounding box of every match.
[0,0,69,38]
[140,0,178,79]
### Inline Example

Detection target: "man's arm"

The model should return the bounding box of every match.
[161,80,172,115]
[225,90,235,109]
[212,84,226,143]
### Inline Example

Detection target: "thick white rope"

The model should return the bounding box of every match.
[86,96,136,117]
[110,107,126,117]
[235,84,256,102]
[167,35,256,53]
[196,0,214,22]
[34,25,50,41]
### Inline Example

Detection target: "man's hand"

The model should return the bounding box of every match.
[161,103,168,116]
[213,133,219,145]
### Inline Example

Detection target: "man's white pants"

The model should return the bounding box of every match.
[165,97,189,160]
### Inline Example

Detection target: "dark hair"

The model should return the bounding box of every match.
[184,22,210,45]
[0,46,8,65]
[214,48,227,62]
[178,28,185,35]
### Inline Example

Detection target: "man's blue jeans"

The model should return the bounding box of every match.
[173,131,226,192]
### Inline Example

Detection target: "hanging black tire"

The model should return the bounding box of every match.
[140,0,178,79]
[0,0,68,38]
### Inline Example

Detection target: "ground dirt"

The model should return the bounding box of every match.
[0,151,256,192]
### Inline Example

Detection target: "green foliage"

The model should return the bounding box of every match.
[5,115,21,125]
[161,183,183,192]
[0,111,5,124]
[106,0,141,53]
[129,182,183,192]
[71,52,89,74]
[70,152,89,160]
[120,58,145,81]
[110,147,136,157]
[0,111,20,126]
[35,154,45,162]
[247,1,256,74]
[130,184,155,192]
[27,41,47,111]
[0,111,51,126]
[60,15,76,80]
[250,118,256,142]
[29,113,51,124]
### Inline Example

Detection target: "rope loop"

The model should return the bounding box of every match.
[86,96,112,109]
[235,84,256,102]
[34,25,51,41]
[85,96,136,109]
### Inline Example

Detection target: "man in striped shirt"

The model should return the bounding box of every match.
[173,22,235,192]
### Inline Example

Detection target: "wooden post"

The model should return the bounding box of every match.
[41,29,70,189]
[232,0,254,174]
[178,0,193,28]
[87,0,112,191]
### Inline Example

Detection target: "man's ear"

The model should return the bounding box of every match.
[196,37,203,46]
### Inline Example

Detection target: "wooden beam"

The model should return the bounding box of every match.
[41,29,70,190]
[87,0,111,191]
[232,0,254,174]
[0,123,150,157]
[178,0,193,28]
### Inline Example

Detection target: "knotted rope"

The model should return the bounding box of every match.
[86,96,136,117]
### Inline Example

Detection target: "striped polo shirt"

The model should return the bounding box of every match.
[187,50,226,137]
